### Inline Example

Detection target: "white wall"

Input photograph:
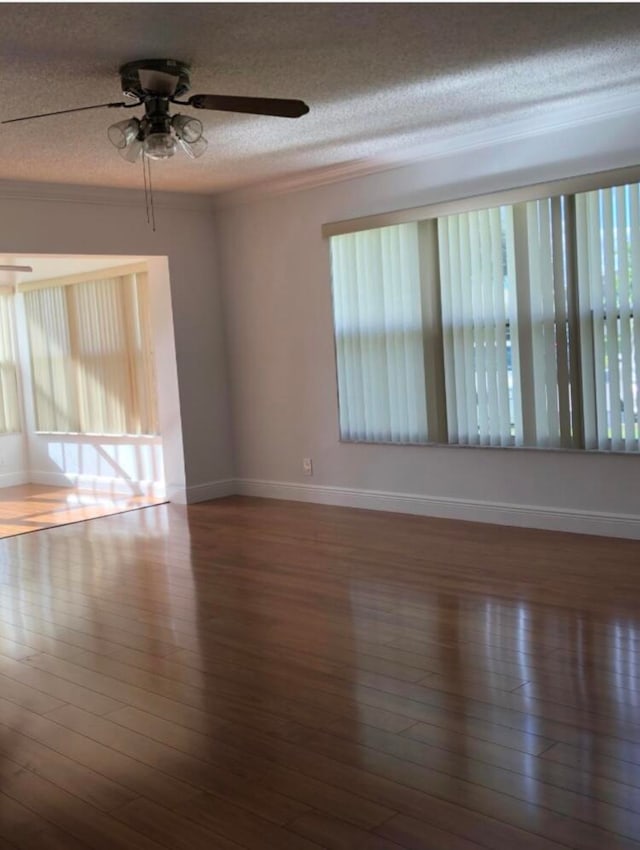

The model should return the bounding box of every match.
[215,107,640,538]
[0,433,28,486]
[0,185,234,503]
[27,434,165,496]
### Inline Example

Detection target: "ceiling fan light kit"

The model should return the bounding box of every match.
[106,117,139,149]
[107,96,206,162]
[171,114,203,144]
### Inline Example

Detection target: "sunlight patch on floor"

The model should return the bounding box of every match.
[0,484,166,539]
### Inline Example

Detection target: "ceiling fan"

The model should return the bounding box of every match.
[2,59,310,162]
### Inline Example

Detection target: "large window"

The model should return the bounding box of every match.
[328,172,640,452]
[0,291,20,434]
[23,267,158,435]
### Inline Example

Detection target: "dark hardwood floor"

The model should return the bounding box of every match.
[0,495,639,849]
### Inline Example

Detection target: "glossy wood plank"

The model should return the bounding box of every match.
[0,695,199,808]
[0,670,65,715]
[46,703,314,827]
[0,495,638,849]
[0,631,86,662]
[0,725,136,812]
[0,653,124,715]
[174,719,568,850]
[0,791,52,845]
[376,813,493,850]
[324,717,640,815]
[0,600,179,658]
[541,741,640,787]
[0,766,167,850]
[34,651,344,732]
[287,811,409,850]
[113,798,246,850]
[106,704,396,829]
[175,792,326,850]
[16,828,96,850]
[400,715,555,757]
[0,614,152,662]
[0,596,184,656]
[273,722,640,843]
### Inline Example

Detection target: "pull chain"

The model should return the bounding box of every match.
[141,153,156,232]
[142,153,150,225]
[147,156,156,232]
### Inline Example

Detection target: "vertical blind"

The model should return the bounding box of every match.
[0,293,20,434]
[330,224,428,442]
[523,197,575,448]
[438,207,516,447]
[576,185,640,451]
[24,271,158,435]
[329,178,640,452]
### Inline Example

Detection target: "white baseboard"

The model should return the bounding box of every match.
[185,479,236,504]
[30,470,166,499]
[10,468,639,538]
[0,470,30,488]
[234,478,640,540]
[165,483,187,504]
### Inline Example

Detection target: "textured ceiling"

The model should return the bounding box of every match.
[1,3,640,195]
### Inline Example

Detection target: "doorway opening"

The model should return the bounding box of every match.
[0,253,184,538]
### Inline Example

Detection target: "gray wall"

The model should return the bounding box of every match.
[215,108,640,536]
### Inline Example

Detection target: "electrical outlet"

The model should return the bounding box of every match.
[302,457,313,476]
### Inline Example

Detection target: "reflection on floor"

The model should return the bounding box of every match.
[0,496,638,848]
[0,483,167,539]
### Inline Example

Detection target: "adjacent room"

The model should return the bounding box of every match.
[0,4,639,850]
[0,255,181,537]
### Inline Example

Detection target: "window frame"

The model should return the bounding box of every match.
[323,165,640,239]
[325,165,640,454]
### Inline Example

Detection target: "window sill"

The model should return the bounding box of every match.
[33,432,160,440]
[339,438,640,457]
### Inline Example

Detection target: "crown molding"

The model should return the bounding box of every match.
[0,179,215,212]
[211,85,640,209]
[210,159,390,208]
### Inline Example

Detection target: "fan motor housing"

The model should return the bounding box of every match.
[119,59,191,100]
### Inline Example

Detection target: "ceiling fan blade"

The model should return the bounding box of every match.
[0,265,32,272]
[1,101,130,125]
[139,69,179,97]
[187,94,309,118]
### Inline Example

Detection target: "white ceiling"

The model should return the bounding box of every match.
[1,3,640,195]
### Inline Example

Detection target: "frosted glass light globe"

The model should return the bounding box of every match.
[143,132,177,160]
